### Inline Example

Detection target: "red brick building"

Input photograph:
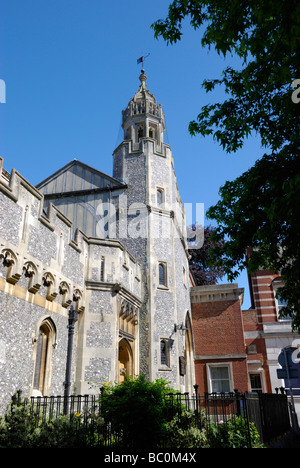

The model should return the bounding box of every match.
[191,271,300,412]
[191,283,249,394]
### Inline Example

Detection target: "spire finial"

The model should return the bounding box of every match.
[139,68,147,91]
[136,53,150,87]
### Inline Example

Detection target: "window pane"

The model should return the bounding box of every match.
[159,263,165,285]
[211,380,230,393]
[100,257,105,281]
[277,294,288,307]
[250,374,262,393]
[160,340,167,365]
[157,190,162,206]
[211,366,228,380]
[210,366,230,393]
[277,293,293,320]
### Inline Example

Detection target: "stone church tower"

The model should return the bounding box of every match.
[112,70,195,391]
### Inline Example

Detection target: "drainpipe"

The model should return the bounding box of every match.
[64,304,78,415]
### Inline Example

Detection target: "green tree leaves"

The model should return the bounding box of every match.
[152,0,300,330]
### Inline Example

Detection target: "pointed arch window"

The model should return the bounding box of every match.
[33,318,56,396]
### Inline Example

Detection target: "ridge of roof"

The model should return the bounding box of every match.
[36,159,126,189]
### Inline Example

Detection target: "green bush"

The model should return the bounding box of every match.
[0,387,262,448]
[100,374,176,448]
[163,409,209,448]
[0,401,36,448]
[0,398,105,448]
[206,416,261,448]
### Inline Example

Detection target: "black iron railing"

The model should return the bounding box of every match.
[10,388,292,448]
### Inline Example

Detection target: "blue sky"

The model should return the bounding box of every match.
[0,0,264,308]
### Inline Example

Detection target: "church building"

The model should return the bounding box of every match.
[0,70,195,412]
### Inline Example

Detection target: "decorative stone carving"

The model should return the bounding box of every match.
[0,249,21,284]
[119,298,138,337]
[59,281,72,308]
[23,261,41,293]
[42,272,57,301]
[73,288,84,311]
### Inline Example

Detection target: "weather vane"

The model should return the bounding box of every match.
[137,53,150,70]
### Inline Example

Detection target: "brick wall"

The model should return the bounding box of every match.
[248,270,279,323]
[242,307,271,392]
[191,284,249,394]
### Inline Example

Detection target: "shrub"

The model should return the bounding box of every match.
[163,409,209,448]
[0,388,262,448]
[206,416,261,448]
[0,398,105,448]
[99,374,176,448]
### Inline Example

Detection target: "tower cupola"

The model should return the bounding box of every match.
[122,70,165,150]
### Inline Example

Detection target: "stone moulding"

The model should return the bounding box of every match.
[0,245,84,310]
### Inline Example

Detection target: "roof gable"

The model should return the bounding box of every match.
[36,160,125,196]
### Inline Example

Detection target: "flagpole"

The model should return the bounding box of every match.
[137,53,150,70]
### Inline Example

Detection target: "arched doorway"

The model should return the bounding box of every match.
[118,338,133,382]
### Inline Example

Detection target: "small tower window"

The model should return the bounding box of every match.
[138,127,144,140]
[125,127,131,140]
[161,340,167,365]
[157,188,163,207]
[160,339,170,367]
[100,256,105,282]
[158,262,167,287]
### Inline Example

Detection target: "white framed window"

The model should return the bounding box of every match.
[272,279,293,321]
[249,372,263,393]
[207,363,233,393]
